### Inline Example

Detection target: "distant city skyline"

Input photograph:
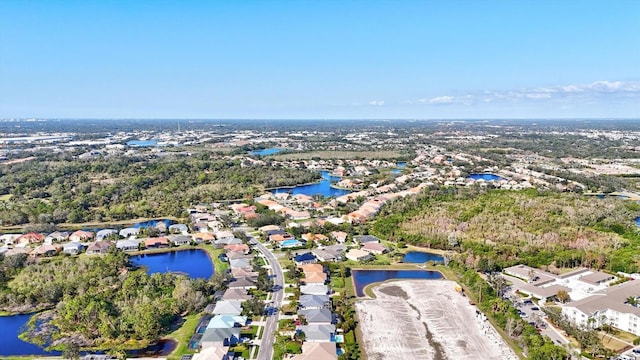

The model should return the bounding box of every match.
[1,1,638,119]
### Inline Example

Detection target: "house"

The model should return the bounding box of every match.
[329,231,348,243]
[229,258,252,270]
[259,224,281,234]
[227,277,257,290]
[191,346,231,360]
[45,231,69,243]
[301,271,327,285]
[221,288,252,302]
[300,284,329,295]
[299,308,334,324]
[214,237,243,248]
[293,327,337,346]
[17,232,44,245]
[154,222,168,234]
[207,315,247,329]
[119,228,140,238]
[354,235,380,244]
[212,300,243,316]
[168,235,191,246]
[86,240,112,255]
[299,294,332,310]
[362,242,389,255]
[215,230,235,240]
[294,252,317,266]
[96,229,118,241]
[0,234,21,245]
[231,267,259,280]
[311,249,339,262]
[3,247,31,257]
[345,249,373,262]
[192,232,215,243]
[224,243,249,254]
[69,230,94,242]
[168,224,189,234]
[30,244,58,257]
[200,327,241,348]
[116,239,141,252]
[144,237,170,248]
[226,251,252,261]
[62,241,84,255]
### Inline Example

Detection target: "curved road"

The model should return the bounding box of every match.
[251,234,285,360]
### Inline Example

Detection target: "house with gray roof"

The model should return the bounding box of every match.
[96,229,118,241]
[299,308,334,324]
[62,241,84,255]
[299,294,332,310]
[221,288,252,302]
[212,300,243,316]
[227,277,257,290]
[119,228,139,238]
[229,258,252,270]
[168,235,191,246]
[169,224,189,234]
[300,284,329,296]
[296,324,336,343]
[116,239,141,252]
[200,327,241,348]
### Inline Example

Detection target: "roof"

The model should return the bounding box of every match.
[291,336,337,358]
[565,280,640,318]
[299,263,324,273]
[299,294,331,309]
[580,271,616,285]
[229,258,251,269]
[300,284,329,295]
[355,235,380,243]
[206,315,247,329]
[222,288,252,301]
[116,239,141,248]
[299,308,333,323]
[294,252,316,263]
[302,272,327,284]
[362,243,388,252]
[201,326,241,343]
[63,241,84,249]
[144,237,169,247]
[212,300,243,315]
[86,240,112,252]
[346,249,372,259]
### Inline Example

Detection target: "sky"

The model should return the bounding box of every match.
[1,0,639,119]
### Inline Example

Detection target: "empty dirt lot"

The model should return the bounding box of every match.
[355,280,518,360]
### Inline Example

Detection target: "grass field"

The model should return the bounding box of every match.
[0,193,13,201]
[167,313,200,360]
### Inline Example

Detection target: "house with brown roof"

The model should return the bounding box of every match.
[144,237,170,248]
[362,242,389,255]
[30,244,58,257]
[69,230,94,242]
[17,232,44,245]
[86,240,112,255]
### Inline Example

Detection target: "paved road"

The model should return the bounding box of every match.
[251,234,285,360]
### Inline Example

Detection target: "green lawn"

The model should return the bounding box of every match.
[167,313,201,360]
[0,193,13,201]
[201,245,229,273]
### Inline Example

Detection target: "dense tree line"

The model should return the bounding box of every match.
[0,250,212,349]
[0,156,319,226]
[373,187,640,271]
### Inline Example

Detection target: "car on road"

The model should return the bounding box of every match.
[633,348,640,354]
[531,306,540,311]
[523,299,533,305]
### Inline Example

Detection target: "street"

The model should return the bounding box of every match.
[251,233,285,360]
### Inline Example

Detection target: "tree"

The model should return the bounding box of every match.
[62,342,81,360]
[556,290,570,304]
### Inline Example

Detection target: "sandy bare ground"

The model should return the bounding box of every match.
[355,280,518,360]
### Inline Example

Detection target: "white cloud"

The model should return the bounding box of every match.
[368,100,385,106]
[417,80,640,105]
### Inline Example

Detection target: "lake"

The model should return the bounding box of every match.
[127,139,159,147]
[402,251,445,263]
[131,249,214,279]
[250,148,283,156]
[352,269,443,297]
[636,217,640,227]
[133,218,174,229]
[467,173,506,181]
[0,314,61,356]
[272,170,351,197]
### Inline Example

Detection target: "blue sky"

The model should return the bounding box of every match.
[1,1,638,119]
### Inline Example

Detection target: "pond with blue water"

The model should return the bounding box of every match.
[272,170,351,198]
[250,148,283,156]
[0,314,61,356]
[352,269,443,297]
[131,249,214,279]
[127,139,159,147]
[402,251,445,264]
[132,218,174,229]
[467,173,506,181]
